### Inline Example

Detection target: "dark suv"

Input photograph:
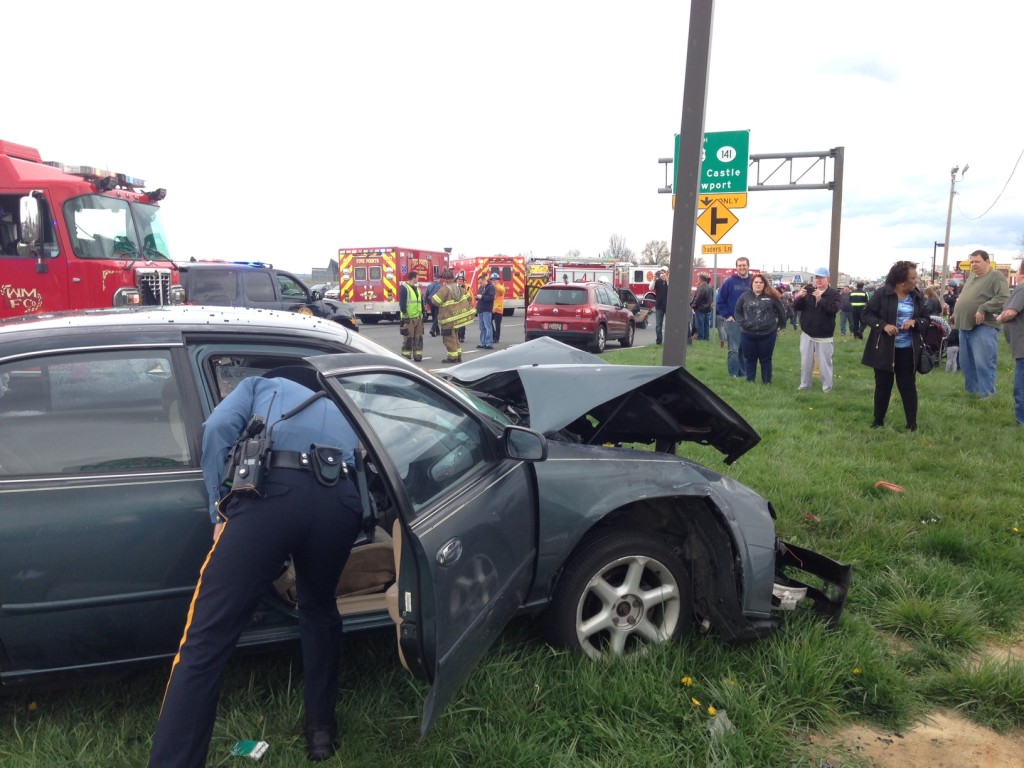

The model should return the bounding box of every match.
[178,262,358,330]
[525,281,634,352]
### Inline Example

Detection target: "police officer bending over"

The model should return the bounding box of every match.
[149,366,361,766]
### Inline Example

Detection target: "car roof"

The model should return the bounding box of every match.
[0,306,384,358]
[539,282,597,290]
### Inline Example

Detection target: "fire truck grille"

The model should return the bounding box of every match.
[136,268,174,305]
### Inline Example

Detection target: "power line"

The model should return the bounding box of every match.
[958,148,1024,220]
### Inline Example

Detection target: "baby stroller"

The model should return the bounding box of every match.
[921,315,950,367]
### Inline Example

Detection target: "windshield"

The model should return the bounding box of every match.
[535,287,587,306]
[63,195,172,262]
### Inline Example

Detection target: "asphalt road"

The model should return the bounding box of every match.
[356,313,660,365]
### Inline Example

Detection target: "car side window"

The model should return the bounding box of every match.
[243,271,277,302]
[0,350,189,476]
[277,274,308,300]
[189,270,236,303]
[335,372,487,515]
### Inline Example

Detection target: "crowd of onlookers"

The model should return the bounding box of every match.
[651,253,1024,431]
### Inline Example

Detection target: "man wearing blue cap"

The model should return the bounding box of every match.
[793,266,842,392]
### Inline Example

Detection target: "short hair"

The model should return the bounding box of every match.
[856,282,864,289]
[735,257,749,266]
[970,249,990,261]
[699,273,710,282]
[884,260,917,288]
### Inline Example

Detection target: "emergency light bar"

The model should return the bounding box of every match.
[42,161,147,191]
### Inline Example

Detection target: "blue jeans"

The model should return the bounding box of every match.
[959,324,999,396]
[655,309,666,343]
[741,331,777,383]
[478,311,493,347]
[724,319,746,377]
[1015,358,1024,425]
[695,311,711,340]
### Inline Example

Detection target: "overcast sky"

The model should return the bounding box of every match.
[6,1,1021,281]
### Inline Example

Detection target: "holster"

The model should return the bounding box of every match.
[310,444,346,486]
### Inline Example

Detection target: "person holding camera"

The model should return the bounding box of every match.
[150,367,361,766]
[793,266,842,392]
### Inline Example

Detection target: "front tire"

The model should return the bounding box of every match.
[544,529,692,659]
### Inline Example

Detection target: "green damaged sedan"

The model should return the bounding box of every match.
[0,308,849,734]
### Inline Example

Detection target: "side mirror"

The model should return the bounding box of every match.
[503,425,547,462]
[19,194,41,246]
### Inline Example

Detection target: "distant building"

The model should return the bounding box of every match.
[310,260,340,285]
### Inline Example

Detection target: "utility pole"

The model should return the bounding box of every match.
[663,0,714,367]
[940,164,967,293]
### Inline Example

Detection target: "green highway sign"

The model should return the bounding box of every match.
[675,130,750,205]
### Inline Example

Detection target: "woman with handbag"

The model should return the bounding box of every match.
[861,261,932,432]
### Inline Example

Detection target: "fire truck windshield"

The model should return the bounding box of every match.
[63,195,172,262]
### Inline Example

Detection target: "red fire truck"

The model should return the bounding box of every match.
[1,139,183,318]
[448,254,527,316]
[336,247,449,323]
[525,260,641,302]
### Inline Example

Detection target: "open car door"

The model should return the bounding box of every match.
[316,355,540,736]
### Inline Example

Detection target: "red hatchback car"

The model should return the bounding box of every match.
[525,281,635,352]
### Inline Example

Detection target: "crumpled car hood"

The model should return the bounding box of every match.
[440,337,760,463]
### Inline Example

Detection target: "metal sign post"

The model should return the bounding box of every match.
[663,0,715,367]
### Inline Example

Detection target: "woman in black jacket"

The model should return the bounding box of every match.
[734,274,787,384]
[861,261,932,431]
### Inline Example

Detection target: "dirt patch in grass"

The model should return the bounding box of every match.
[811,709,1024,767]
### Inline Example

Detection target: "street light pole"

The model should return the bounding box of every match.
[940,164,967,293]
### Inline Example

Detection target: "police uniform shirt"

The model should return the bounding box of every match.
[200,377,359,522]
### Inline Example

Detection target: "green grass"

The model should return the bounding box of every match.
[4,329,1024,766]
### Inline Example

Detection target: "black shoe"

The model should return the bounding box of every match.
[870,421,884,429]
[414,356,423,362]
[441,358,456,364]
[306,721,337,761]
[476,344,484,348]
[906,424,918,432]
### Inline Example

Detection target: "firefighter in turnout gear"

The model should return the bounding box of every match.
[399,268,425,362]
[431,269,476,363]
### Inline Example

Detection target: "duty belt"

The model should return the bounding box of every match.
[268,450,349,476]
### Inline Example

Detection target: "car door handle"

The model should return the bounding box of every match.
[436,538,463,567]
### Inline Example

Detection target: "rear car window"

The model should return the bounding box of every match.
[534,288,587,306]
[0,350,190,475]
[188,270,236,303]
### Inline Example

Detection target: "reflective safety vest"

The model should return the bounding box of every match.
[433,284,476,329]
[401,282,423,319]
[850,290,868,308]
